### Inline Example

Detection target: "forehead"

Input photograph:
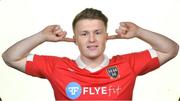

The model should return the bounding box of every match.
[74,19,106,31]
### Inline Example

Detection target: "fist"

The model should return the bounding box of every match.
[40,25,74,42]
[108,22,140,40]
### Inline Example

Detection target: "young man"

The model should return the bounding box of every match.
[2,8,179,100]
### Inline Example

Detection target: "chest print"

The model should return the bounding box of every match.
[106,66,120,79]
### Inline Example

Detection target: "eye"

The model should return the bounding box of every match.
[96,31,101,35]
[80,32,88,36]
[81,33,87,36]
[95,30,103,35]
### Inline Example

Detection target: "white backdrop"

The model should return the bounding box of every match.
[0,0,180,101]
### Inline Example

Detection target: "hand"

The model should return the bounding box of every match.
[40,25,74,42]
[108,22,140,40]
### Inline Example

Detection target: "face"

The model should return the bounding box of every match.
[74,19,107,59]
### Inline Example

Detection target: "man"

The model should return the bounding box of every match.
[2,8,179,100]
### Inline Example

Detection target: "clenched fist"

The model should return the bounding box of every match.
[108,22,141,40]
[40,25,74,42]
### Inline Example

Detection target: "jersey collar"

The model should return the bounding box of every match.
[75,55,109,73]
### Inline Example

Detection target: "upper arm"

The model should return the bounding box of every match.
[156,51,176,66]
[3,57,27,73]
[153,39,179,66]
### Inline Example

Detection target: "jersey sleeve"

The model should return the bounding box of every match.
[116,49,160,76]
[25,54,59,78]
[130,49,160,75]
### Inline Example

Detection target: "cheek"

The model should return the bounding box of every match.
[98,36,107,46]
[76,38,86,49]
[75,37,81,45]
[101,40,106,48]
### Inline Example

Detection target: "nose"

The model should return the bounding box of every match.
[88,33,96,43]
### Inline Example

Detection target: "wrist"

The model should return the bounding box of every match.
[135,27,145,38]
[36,32,47,42]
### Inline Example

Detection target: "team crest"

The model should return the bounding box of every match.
[107,66,119,78]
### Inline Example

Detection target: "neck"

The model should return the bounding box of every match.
[80,54,104,68]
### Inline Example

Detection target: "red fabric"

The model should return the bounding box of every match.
[25,50,160,100]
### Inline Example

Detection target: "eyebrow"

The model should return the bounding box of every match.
[81,29,103,32]
[94,29,102,32]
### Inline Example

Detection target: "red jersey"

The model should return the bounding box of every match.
[25,49,160,100]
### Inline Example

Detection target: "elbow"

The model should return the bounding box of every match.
[170,43,179,58]
[2,52,7,62]
[2,52,9,65]
[2,52,14,67]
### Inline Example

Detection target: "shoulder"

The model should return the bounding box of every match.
[28,54,75,64]
[109,50,151,63]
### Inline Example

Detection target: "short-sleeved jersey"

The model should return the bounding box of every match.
[25,49,160,100]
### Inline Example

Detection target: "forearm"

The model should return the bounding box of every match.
[136,28,179,58]
[2,32,45,62]
[113,22,179,65]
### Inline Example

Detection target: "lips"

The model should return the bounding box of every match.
[87,45,98,50]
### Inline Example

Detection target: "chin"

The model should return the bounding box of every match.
[86,53,102,59]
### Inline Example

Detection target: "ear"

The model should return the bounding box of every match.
[73,35,77,45]
[105,33,108,41]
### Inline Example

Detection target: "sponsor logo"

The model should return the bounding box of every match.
[66,82,121,99]
[65,82,81,99]
[107,66,119,78]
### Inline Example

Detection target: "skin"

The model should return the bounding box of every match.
[2,20,179,72]
[74,19,108,67]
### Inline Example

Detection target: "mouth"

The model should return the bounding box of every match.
[87,45,98,50]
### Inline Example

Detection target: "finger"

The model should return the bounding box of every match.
[119,26,127,32]
[115,29,123,35]
[54,25,61,30]
[55,31,66,37]
[52,25,61,33]
[56,32,75,42]
[63,37,75,42]
[107,35,121,40]
[54,29,64,35]
[116,28,127,35]
[120,22,128,28]
[48,25,58,29]
[53,32,66,41]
